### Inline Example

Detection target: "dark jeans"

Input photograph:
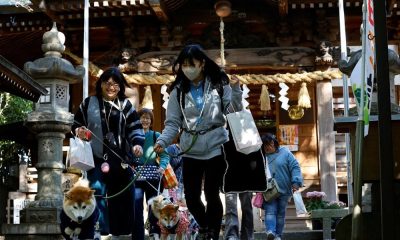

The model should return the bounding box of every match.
[182,155,226,238]
[106,157,135,236]
[87,162,109,234]
[133,179,162,240]
[88,156,135,236]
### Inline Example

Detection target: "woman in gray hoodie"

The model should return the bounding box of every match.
[154,44,242,240]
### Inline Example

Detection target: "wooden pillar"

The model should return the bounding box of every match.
[316,80,338,201]
[152,84,163,132]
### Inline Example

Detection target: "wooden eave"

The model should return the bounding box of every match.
[0,55,47,102]
[29,0,158,24]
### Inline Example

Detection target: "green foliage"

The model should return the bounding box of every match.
[0,93,33,186]
[305,197,328,212]
[0,93,33,124]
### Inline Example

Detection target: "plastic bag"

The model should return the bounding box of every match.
[252,192,264,208]
[293,191,308,216]
[67,137,95,171]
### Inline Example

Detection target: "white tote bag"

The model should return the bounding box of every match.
[67,137,95,171]
[226,109,262,154]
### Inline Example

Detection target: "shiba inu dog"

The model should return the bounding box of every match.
[60,180,99,240]
[150,195,190,240]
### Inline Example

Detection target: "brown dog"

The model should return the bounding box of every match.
[150,195,190,240]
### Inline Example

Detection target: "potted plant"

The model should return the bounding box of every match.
[304,191,347,230]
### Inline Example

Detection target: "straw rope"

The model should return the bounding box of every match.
[122,70,342,85]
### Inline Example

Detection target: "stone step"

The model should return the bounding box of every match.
[256,230,326,240]
[137,230,327,240]
[260,204,312,231]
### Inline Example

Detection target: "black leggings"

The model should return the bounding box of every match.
[182,155,226,236]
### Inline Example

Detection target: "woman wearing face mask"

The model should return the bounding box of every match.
[154,44,242,240]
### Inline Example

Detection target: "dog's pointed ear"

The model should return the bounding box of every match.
[173,204,179,211]
[64,193,71,200]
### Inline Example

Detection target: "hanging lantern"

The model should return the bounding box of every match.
[215,0,232,18]
[141,85,154,109]
[259,84,271,111]
[214,0,231,68]
[298,82,311,108]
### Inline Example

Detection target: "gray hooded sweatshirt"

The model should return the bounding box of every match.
[156,78,242,160]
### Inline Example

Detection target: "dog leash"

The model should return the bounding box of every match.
[71,121,162,199]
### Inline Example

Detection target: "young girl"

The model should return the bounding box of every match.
[154,44,242,240]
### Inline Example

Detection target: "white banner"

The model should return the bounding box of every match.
[350,0,375,136]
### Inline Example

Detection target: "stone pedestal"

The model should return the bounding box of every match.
[1,223,63,240]
[2,23,83,240]
[311,208,349,240]
[2,110,74,239]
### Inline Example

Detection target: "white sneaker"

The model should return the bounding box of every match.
[274,237,281,240]
[101,234,112,240]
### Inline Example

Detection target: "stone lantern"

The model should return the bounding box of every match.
[2,23,84,239]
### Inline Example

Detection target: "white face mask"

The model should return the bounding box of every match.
[182,66,202,81]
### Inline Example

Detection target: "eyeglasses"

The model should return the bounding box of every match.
[102,81,120,88]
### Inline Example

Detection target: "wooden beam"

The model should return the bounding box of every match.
[148,0,169,22]
[30,0,64,25]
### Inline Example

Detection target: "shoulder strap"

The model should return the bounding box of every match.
[217,84,224,109]
[176,84,224,110]
[153,130,157,145]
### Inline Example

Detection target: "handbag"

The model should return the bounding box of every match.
[226,109,262,154]
[262,156,281,202]
[222,124,268,193]
[156,157,178,189]
[252,192,264,208]
[263,178,281,202]
[67,137,95,171]
[162,163,179,189]
[134,164,160,181]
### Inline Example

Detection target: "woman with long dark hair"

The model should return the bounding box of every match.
[73,67,144,238]
[154,44,242,240]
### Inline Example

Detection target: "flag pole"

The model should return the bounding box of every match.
[338,0,353,210]
[83,0,89,99]
[351,0,367,239]
[373,0,395,238]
